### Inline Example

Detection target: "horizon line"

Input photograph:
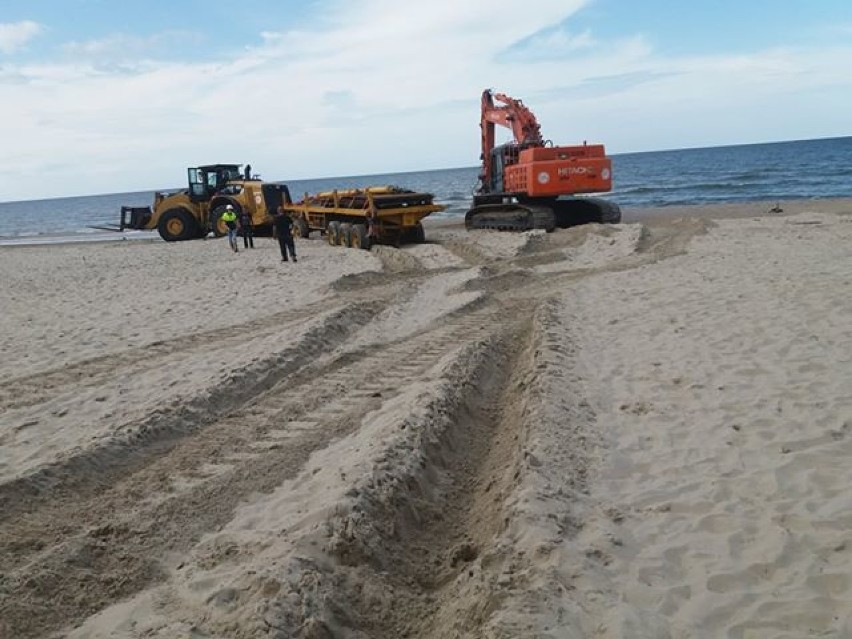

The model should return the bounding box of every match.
[2,134,850,205]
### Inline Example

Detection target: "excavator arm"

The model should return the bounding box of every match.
[479,89,544,192]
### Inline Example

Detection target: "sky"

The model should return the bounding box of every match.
[1,0,850,201]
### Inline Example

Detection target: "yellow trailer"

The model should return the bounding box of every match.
[283,186,445,249]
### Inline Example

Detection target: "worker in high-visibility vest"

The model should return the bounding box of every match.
[221,205,239,253]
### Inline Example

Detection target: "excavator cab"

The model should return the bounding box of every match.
[488,146,506,193]
[486,142,538,193]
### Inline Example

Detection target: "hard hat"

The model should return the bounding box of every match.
[225,204,233,210]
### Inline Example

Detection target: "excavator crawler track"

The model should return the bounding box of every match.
[552,197,622,228]
[464,204,556,232]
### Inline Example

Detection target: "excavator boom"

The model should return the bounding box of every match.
[479,90,543,190]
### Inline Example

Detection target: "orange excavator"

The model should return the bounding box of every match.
[466,89,621,232]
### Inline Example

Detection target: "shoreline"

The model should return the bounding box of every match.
[0,228,159,247]
[3,196,849,248]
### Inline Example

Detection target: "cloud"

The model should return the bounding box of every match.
[0,0,851,201]
[501,25,597,62]
[60,30,206,71]
[0,20,43,54]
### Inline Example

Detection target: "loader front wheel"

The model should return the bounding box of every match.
[158,208,198,242]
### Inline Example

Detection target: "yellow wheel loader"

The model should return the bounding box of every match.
[120,164,290,242]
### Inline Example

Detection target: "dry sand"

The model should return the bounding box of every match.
[1,199,850,638]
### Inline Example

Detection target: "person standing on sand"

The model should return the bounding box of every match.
[238,209,254,249]
[221,205,239,253]
[273,205,297,262]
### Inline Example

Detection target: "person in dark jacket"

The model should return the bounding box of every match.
[273,205,297,262]
[238,209,254,249]
[244,164,252,180]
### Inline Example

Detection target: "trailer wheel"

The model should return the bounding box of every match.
[338,223,353,247]
[158,208,198,242]
[293,217,310,239]
[326,221,340,246]
[351,223,370,250]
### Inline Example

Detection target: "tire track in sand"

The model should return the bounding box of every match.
[243,296,600,638]
[0,301,383,520]
[0,301,504,639]
[280,308,535,638]
[0,286,406,414]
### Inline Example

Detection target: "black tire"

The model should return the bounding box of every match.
[157,208,198,242]
[351,223,370,250]
[326,221,340,246]
[338,223,352,247]
[293,217,310,239]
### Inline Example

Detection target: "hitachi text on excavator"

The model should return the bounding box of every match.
[466,89,621,232]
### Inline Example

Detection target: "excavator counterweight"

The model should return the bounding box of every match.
[466,89,620,232]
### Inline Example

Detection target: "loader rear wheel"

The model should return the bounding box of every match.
[338,223,353,247]
[326,221,340,246]
[293,217,310,239]
[351,223,370,250]
[158,208,198,242]
[210,204,241,237]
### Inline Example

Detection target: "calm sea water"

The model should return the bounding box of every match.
[1,136,850,240]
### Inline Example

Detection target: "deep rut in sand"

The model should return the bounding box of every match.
[289,315,538,639]
[273,293,607,639]
[0,296,507,639]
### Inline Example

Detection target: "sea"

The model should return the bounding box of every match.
[1,136,850,244]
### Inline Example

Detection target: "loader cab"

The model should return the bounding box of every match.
[187,164,242,202]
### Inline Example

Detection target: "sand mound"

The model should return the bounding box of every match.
[533,223,644,273]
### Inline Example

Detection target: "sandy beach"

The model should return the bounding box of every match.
[1,199,850,638]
